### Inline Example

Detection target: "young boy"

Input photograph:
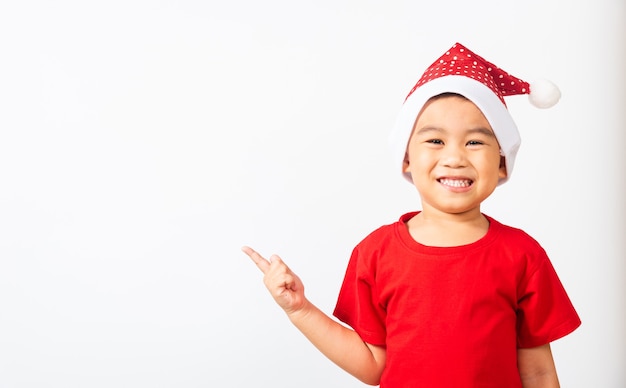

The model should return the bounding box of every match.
[243,43,581,387]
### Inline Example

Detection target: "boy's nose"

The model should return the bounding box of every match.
[441,147,467,168]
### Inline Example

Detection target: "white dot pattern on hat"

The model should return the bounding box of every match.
[405,43,531,106]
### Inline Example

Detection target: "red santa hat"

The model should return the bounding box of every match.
[389,42,561,185]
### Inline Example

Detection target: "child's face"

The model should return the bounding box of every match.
[403,94,507,216]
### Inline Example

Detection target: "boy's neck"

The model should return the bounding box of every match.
[406,208,489,247]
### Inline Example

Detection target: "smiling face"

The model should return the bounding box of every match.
[403,94,507,217]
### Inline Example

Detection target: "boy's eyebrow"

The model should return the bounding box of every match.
[415,126,496,137]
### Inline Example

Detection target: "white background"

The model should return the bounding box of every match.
[0,1,624,387]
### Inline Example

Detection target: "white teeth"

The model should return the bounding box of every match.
[439,178,472,187]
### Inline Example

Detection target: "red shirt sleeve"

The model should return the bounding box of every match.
[516,255,581,348]
[333,245,387,346]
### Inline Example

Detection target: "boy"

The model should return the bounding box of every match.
[243,43,580,387]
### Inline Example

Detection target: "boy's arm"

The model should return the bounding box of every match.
[517,344,560,388]
[288,300,386,385]
[242,246,386,385]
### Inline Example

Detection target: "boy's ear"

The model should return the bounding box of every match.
[498,156,508,179]
[402,153,410,173]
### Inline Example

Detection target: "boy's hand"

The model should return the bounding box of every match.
[242,246,307,316]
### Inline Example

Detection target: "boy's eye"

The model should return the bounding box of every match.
[426,139,444,145]
[467,140,484,146]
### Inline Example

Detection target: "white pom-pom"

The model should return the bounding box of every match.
[528,79,561,109]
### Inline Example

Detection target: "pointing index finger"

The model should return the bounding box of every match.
[241,246,270,274]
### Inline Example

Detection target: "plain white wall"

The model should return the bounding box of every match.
[0,1,623,387]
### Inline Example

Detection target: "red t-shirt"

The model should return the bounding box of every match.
[333,212,581,387]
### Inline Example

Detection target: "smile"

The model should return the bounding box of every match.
[438,178,473,188]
